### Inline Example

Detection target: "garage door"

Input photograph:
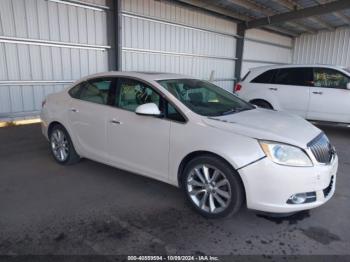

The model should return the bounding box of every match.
[0,0,109,121]
[121,0,237,92]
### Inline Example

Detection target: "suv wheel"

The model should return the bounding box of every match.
[182,155,244,218]
[251,100,273,109]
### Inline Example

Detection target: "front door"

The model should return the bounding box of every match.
[106,78,171,180]
[307,67,350,123]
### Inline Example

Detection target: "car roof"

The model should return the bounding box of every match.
[242,64,350,82]
[248,64,347,72]
[78,71,194,82]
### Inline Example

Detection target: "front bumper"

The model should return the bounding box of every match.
[239,154,338,213]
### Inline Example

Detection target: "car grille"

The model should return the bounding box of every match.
[308,133,334,164]
[323,176,334,198]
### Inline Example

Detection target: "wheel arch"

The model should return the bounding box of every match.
[249,99,273,109]
[249,97,281,111]
[177,151,245,196]
[47,121,63,137]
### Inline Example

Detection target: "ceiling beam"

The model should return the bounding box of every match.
[245,0,350,29]
[264,25,299,37]
[273,0,334,31]
[284,22,317,34]
[315,0,350,26]
[176,0,299,37]
[225,0,315,33]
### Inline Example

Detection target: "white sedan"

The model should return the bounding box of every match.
[41,72,338,218]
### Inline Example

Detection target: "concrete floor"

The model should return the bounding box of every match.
[0,123,349,256]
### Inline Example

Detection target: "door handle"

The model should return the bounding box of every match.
[110,119,122,125]
[312,91,323,95]
[70,108,79,112]
[269,87,278,91]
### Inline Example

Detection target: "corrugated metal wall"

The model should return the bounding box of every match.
[293,27,350,67]
[121,0,237,92]
[0,0,298,120]
[0,0,109,120]
[242,29,293,77]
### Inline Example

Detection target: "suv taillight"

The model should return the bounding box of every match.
[234,83,242,92]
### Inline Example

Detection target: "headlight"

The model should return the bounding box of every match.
[259,141,313,167]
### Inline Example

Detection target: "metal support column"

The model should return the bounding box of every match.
[106,0,122,71]
[234,23,246,84]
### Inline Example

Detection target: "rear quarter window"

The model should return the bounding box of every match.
[68,82,85,98]
[251,69,277,84]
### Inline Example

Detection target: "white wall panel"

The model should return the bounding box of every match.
[293,27,350,67]
[121,0,237,92]
[246,29,292,47]
[0,0,109,119]
[242,29,293,77]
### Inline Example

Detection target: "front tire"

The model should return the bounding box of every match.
[182,155,244,218]
[49,124,80,165]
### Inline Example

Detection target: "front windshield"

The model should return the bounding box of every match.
[157,79,254,117]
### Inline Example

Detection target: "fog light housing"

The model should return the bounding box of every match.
[287,192,316,204]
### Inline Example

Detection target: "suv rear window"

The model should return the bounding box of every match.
[251,69,276,84]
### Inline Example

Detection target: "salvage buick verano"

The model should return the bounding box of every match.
[41,72,337,218]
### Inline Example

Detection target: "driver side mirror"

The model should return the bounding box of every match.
[135,103,161,116]
[347,83,350,90]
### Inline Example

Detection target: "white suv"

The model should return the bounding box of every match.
[236,65,350,124]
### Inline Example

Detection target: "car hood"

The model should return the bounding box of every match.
[202,108,321,148]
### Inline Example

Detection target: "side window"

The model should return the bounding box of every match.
[313,68,350,89]
[69,78,113,105]
[166,103,186,123]
[274,68,313,86]
[251,69,277,84]
[116,79,161,112]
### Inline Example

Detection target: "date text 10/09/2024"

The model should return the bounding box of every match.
[127,255,219,261]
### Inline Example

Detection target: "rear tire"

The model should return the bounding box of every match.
[49,124,80,165]
[251,100,273,109]
[182,155,244,218]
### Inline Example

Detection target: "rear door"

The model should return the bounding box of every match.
[307,67,350,123]
[68,77,115,162]
[271,67,313,117]
[238,68,277,102]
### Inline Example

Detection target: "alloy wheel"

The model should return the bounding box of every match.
[186,164,232,214]
[51,129,69,162]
